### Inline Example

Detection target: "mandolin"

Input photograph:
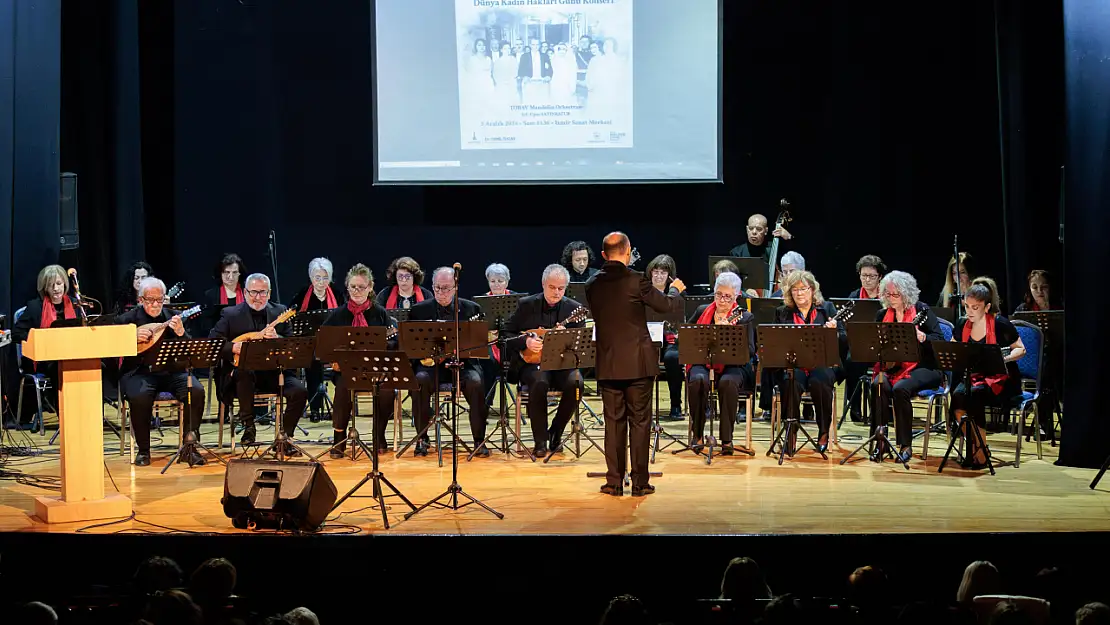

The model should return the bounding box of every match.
[766,200,793,294]
[418,313,484,367]
[520,306,590,365]
[231,308,297,366]
[136,305,203,353]
[165,282,185,302]
[831,299,855,324]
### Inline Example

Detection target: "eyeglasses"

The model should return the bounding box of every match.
[860,273,880,280]
[139,297,163,305]
[395,273,414,282]
[885,291,902,299]
[246,289,269,298]
[222,270,240,277]
[433,286,455,293]
[790,286,812,294]
[311,275,330,283]
[714,292,735,301]
[348,284,370,292]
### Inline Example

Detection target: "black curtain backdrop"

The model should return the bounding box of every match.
[1060,0,1109,468]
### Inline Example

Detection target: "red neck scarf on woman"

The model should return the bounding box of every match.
[220,285,244,305]
[861,287,879,299]
[40,296,76,330]
[302,285,337,312]
[685,302,734,375]
[386,285,423,309]
[962,314,1008,394]
[347,299,371,327]
[873,307,918,384]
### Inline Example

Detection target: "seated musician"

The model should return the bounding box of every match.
[288,257,338,419]
[948,279,1025,468]
[375,256,433,310]
[116,278,205,467]
[850,255,885,299]
[503,264,586,457]
[321,263,396,458]
[209,273,308,454]
[485,263,518,295]
[770,252,805,298]
[113,261,153,314]
[408,267,490,457]
[869,271,944,463]
[713,259,739,280]
[481,262,518,407]
[774,270,844,452]
[1014,269,1061,442]
[200,253,246,338]
[686,272,756,455]
[11,265,76,423]
[1015,269,1059,312]
[561,240,599,282]
[729,213,792,260]
[937,252,974,314]
[646,254,684,420]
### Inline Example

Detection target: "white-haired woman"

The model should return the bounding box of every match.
[773,270,845,452]
[869,271,945,463]
[288,257,338,420]
[770,251,806,297]
[685,272,756,454]
[481,262,519,409]
[484,263,518,296]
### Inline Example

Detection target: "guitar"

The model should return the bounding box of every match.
[165,282,185,302]
[831,299,855,324]
[136,304,203,353]
[520,306,590,364]
[629,247,641,267]
[231,308,297,366]
[767,200,793,294]
[419,313,484,366]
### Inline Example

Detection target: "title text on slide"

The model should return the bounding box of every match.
[474,0,616,7]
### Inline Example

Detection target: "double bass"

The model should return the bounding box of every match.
[766,199,793,294]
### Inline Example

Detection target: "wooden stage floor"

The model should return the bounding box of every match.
[0,389,1105,536]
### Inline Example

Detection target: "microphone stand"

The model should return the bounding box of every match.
[951,235,964,321]
[268,230,281,304]
[69,273,89,327]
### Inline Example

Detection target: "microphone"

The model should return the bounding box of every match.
[67,268,90,324]
[452,262,462,273]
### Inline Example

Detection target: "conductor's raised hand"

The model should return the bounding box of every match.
[670,277,686,294]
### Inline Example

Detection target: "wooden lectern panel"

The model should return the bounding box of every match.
[22,325,136,523]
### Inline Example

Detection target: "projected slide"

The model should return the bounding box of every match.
[454,0,633,152]
[373,0,720,184]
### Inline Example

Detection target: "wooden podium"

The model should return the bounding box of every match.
[22,324,137,523]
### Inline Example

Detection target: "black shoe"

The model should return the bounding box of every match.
[817,434,829,454]
[239,424,257,445]
[896,446,913,463]
[473,445,490,458]
[186,449,206,466]
[720,442,734,456]
[850,409,864,423]
[278,441,301,458]
[415,439,429,457]
[664,406,683,421]
[632,484,655,496]
[532,444,548,458]
[600,484,623,496]
[330,431,347,459]
[135,452,151,467]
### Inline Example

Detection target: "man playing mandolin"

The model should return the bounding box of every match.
[503,264,589,458]
[117,277,205,466]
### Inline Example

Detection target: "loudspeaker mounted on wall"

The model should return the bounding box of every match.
[60,172,79,250]
[221,459,337,531]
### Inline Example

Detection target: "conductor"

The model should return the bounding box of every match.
[586,232,685,496]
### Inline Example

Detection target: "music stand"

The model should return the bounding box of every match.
[1013,309,1063,436]
[145,337,227,473]
[237,337,317,461]
[707,256,768,292]
[565,283,587,310]
[829,298,881,325]
[932,341,1005,475]
[313,326,392,461]
[646,305,687,457]
[840,322,918,469]
[329,351,418,528]
[288,309,334,421]
[473,294,533,460]
[388,308,410,324]
[933,306,955,324]
[682,295,713,320]
[674,324,755,463]
[536,328,604,463]
[759,325,838,464]
[748,298,782,326]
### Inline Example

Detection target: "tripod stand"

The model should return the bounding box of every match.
[674,322,756,464]
[760,324,837,464]
[537,328,605,463]
[146,337,228,472]
[237,337,317,462]
[932,340,1004,475]
[472,293,532,460]
[1092,455,1110,490]
[329,351,418,528]
[646,307,687,460]
[313,326,394,462]
[406,269,502,521]
[840,322,917,469]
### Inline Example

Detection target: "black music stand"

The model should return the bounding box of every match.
[707,256,768,292]
[759,325,837,464]
[313,326,392,461]
[288,309,334,420]
[538,328,604,463]
[237,337,317,461]
[682,295,714,320]
[674,324,755,463]
[329,351,418,528]
[829,298,882,325]
[145,337,227,473]
[472,294,532,460]
[388,308,410,324]
[565,283,587,309]
[840,322,918,469]
[748,298,782,326]
[646,304,687,457]
[932,341,1004,475]
[1013,309,1063,439]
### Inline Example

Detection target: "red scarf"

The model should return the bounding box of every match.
[792,306,819,374]
[301,285,337,312]
[872,307,918,384]
[962,314,1009,395]
[385,285,423,309]
[347,299,370,327]
[38,296,76,372]
[860,287,878,299]
[684,302,736,375]
[220,285,244,305]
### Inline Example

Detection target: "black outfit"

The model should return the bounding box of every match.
[11,298,64,421]
[407,297,489,447]
[116,307,205,454]
[843,289,879,418]
[772,301,847,441]
[479,289,521,407]
[685,305,756,444]
[567,266,598,283]
[197,286,242,341]
[1013,302,1062,441]
[729,241,770,262]
[867,303,945,448]
[321,303,397,452]
[288,285,338,415]
[208,302,307,438]
[503,294,586,452]
[586,261,682,490]
[949,315,1023,429]
[658,286,684,415]
[374,285,434,310]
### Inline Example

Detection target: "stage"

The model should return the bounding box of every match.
[0,391,1104,536]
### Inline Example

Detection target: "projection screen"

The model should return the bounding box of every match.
[372,0,722,184]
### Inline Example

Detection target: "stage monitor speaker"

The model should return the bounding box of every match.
[60,172,79,250]
[221,459,337,531]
